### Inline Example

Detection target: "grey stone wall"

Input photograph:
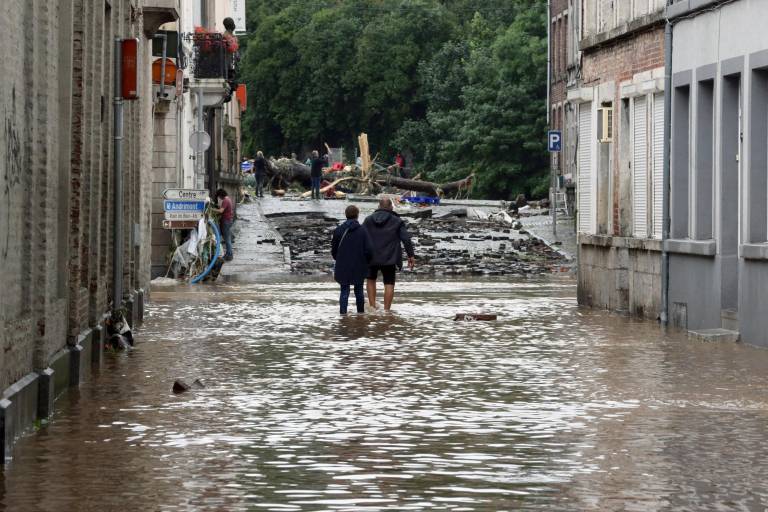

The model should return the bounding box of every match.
[578,236,663,320]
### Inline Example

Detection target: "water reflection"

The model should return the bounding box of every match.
[2,278,768,510]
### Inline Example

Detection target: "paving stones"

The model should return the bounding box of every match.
[271,213,565,277]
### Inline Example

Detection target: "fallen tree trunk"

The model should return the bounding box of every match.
[263,157,473,197]
[379,174,473,196]
[266,158,312,187]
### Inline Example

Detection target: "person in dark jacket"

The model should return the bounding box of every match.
[309,150,325,200]
[363,197,415,311]
[254,151,267,197]
[332,205,373,314]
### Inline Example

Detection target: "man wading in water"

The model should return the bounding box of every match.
[363,197,415,311]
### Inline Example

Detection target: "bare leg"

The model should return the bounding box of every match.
[383,284,395,311]
[367,279,377,307]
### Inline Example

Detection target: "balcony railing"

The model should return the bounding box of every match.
[186,33,235,80]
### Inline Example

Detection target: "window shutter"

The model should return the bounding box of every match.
[652,92,665,239]
[633,96,649,238]
[578,102,594,234]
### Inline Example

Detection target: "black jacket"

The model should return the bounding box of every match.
[254,156,267,175]
[362,209,415,268]
[310,158,325,178]
[331,220,373,285]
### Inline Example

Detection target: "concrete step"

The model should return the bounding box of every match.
[721,309,739,331]
[688,328,740,343]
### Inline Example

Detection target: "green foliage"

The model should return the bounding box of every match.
[240,0,548,199]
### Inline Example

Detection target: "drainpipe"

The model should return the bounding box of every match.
[197,87,204,189]
[547,0,554,234]
[156,33,168,100]
[113,38,125,311]
[661,13,673,326]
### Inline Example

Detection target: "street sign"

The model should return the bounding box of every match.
[240,160,253,172]
[190,131,211,152]
[165,211,204,221]
[163,198,205,221]
[163,188,209,201]
[164,200,206,212]
[162,220,200,230]
[548,130,562,152]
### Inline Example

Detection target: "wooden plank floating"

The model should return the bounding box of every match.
[454,314,498,321]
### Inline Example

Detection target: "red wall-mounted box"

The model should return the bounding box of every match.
[121,39,140,100]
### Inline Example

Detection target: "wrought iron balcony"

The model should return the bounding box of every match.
[187,32,236,81]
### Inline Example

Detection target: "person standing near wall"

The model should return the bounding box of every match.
[214,189,235,261]
[331,205,373,315]
[254,151,267,198]
[310,150,324,200]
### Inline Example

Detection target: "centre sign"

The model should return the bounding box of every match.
[162,189,209,226]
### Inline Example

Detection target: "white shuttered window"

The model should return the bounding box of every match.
[633,96,649,238]
[651,93,665,239]
[578,102,594,233]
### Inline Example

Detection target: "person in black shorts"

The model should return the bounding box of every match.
[363,197,415,311]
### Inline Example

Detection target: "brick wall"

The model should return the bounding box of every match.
[0,0,159,390]
[582,25,665,233]
[582,27,664,87]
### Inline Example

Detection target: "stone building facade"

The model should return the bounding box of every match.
[0,0,178,459]
[568,0,667,319]
[150,0,245,278]
[666,0,768,346]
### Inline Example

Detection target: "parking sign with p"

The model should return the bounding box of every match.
[548,130,562,152]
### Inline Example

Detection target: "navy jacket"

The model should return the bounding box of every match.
[310,158,325,178]
[362,209,415,269]
[331,220,373,285]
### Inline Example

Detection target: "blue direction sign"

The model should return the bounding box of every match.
[548,130,562,152]
[241,160,253,172]
[164,200,206,212]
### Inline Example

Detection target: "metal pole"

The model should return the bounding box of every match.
[546,0,557,237]
[661,17,673,326]
[113,38,124,310]
[197,87,204,189]
[158,33,168,99]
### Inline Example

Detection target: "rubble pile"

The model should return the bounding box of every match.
[273,215,337,274]
[408,218,564,276]
[272,213,565,277]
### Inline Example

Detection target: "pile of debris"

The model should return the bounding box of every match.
[272,215,337,275]
[408,217,563,276]
[272,210,565,277]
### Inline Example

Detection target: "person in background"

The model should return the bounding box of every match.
[331,205,373,315]
[363,197,415,311]
[395,152,405,177]
[254,151,267,198]
[214,188,234,261]
[310,150,324,200]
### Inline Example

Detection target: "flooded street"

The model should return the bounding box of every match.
[3,276,768,510]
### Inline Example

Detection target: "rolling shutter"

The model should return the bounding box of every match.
[578,102,593,234]
[652,93,665,239]
[633,96,649,238]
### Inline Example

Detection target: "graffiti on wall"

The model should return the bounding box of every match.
[2,87,23,260]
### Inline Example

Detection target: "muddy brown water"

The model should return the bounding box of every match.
[2,277,768,511]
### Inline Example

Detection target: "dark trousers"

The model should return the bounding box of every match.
[311,176,322,199]
[255,173,265,197]
[340,283,365,314]
[220,220,234,260]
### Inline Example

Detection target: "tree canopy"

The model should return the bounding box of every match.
[239,0,548,199]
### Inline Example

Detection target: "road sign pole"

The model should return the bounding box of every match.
[547,130,562,238]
